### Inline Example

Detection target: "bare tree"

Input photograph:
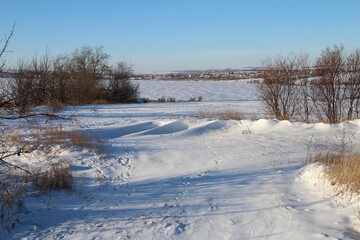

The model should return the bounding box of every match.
[0,24,15,110]
[68,46,109,104]
[311,45,348,123]
[52,54,72,104]
[10,53,55,113]
[258,53,309,120]
[104,62,139,102]
[345,49,360,119]
[0,23,15,72]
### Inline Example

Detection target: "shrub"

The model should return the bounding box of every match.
[188,96,203,102]
[32,161,73,193]
[103,62,139,102]
[157,97,176,102]
[7,46,138,110]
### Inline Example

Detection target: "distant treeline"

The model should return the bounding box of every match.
[1,46,139,113]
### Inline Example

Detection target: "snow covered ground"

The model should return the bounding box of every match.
[135,79,259,102]
[4,80,360,239]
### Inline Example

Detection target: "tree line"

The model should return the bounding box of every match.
[1,45,139,113]
[259,45,360,123]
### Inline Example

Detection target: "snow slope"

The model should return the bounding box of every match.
[4,80,360,239]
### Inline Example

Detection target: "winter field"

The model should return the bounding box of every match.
[3,79,360,239]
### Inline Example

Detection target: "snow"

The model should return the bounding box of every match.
[134,79,259,102]
[3,80,360,239]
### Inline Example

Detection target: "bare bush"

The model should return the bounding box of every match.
[157,96,176,102]
[11,54,55,113]
[51,54,72,105]
[104,62,139,102]
[67,46,110,104]
[8,46,138,109]
[258,53,309,120]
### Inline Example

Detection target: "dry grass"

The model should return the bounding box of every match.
[45,126,93,150]
[310,151,360,194]
[197,108,248,120]
[46,99,66,112]
[44,125,108,157]
[31,161,73,193]
[0,168,28,232]
[91,99,113,105]
[0,122,102,233]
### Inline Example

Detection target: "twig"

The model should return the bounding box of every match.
[0,112,72,121]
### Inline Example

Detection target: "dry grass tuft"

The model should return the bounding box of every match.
[91,99,113,105]
[310,151,360,194]
[46,99,66,112]
[32,161,73,193]
[45,126,93,150]
[197,108,247,120]
[44,125,108,156]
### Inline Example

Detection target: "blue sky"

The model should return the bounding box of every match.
[1,0,360,73]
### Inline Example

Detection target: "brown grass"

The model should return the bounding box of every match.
[46,99,66,112]
[91,99,113,105]
[310,151,360,194]
[197,108,248,120]
[44,125,108,157]
[45,126,93,149]
[32,161,73,193]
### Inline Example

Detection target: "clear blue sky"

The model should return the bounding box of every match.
[1,0,360,73]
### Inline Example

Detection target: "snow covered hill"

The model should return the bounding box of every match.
[5,80,360,239]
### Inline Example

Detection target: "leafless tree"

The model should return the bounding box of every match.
[68,46,110,104]
[258,53,309,120]
[0,23,15,72]
[104,62,138,102]
[10,53,55,113]
[52,54,72,104]
[311,45,348,123]
[0,24,15,110]
[345,49,360,119]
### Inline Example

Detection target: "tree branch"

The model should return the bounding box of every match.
[0,22,15,70]
[0,112,72,121]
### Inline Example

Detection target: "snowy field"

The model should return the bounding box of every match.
[4,80,360,239]
[135,79,260,102]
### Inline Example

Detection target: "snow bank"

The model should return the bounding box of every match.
[296,163,360,234]
[296,163,335,197]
